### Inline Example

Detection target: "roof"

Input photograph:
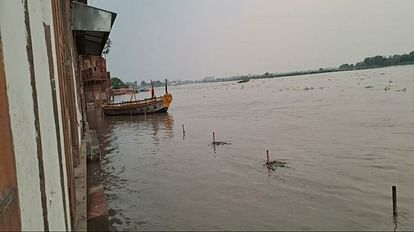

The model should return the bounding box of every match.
[72,2,117,55]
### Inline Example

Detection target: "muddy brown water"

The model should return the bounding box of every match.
[89,65,414,231]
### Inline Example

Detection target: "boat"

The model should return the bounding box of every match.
[102,79,173,116]
[138,87,150,92]
[237,79,250,83]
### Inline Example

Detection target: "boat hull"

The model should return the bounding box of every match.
[102,94,173,116]
[237,79,249,83]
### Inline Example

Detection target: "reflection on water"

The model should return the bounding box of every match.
[102,113,175,145]
[88,111,176,230]
[89,66,414,231]
[394,215,398,232]
[90,111,174,149]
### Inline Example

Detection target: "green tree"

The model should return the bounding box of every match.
[400,54,410,62]
[111,77,124,89]
[339,63,351,70]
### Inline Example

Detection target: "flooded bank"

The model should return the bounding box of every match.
[89,65,414,231]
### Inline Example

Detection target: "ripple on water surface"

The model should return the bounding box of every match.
[89,66,414,231]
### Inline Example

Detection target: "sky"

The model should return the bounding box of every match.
[90,0,414,82]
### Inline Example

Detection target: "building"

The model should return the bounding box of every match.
[80,55,111,108]
[0,0,115,230]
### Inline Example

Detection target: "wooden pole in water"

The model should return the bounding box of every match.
[392,185,397,216]
[182,124,185,134]
[266,150,269,163]
[213,132,215,143]
[151,80,155,98]
[165,78,168,94]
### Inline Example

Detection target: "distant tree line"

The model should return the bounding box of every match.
[110,78,168,89]
[339,51,414,70]
[195,50,414,84]
[111,50,414,87]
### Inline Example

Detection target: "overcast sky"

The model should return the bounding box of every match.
[90,0,414,82]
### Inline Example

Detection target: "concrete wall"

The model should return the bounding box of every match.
[0,0,83,230]
[27,0,71,230]
[0,0,115,229]
[0,8,21,232]
[47,0,73,227]
[0,1,45,230]
[71,54,83,149]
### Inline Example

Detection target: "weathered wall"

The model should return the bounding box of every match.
[27,0,70,230]
[1,0,114,229]
[71,56,83,149]
[0,0,84,230]
[51,0,81,224]
[0,1,45,230]
[80,55,110,106]
[47,0,73,227]
[0,16,21,232]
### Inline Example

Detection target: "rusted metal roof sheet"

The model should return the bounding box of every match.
[71,2,116,55]
[71,2,116,32]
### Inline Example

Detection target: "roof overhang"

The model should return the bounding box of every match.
[72,2,117,56]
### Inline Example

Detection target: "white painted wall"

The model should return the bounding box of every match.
[27,0,68,230]
[44,0,73,228]
[1,0,75,230]
[0,1,45,230]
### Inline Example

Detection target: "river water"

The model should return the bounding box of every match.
[89,65,414,231]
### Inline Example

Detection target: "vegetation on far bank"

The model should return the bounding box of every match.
[111,78,166,89]
[110,77,128,89]
[338,51,414,70]
[205,50,414,84]
[195,50,414,84]
[111,50,414,88]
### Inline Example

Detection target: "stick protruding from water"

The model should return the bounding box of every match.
[213,132,215,143]
[392,185,397,216]
[266,150,269,164]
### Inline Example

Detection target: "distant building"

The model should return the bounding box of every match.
[202,76,215,82]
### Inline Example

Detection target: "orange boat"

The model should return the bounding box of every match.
[102,80,173,116]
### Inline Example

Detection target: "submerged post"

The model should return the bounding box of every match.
[213,132,215,143]
[182,124,185,134]
[151,80,155,98]
[392,185,397,216]
[266,150,269,163]
[165,78,168,94]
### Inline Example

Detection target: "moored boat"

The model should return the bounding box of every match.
[237,79,250,83]
[102,79,173,116]
[138,87,150,92]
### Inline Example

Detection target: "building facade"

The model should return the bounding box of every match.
[0,0,115,230]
